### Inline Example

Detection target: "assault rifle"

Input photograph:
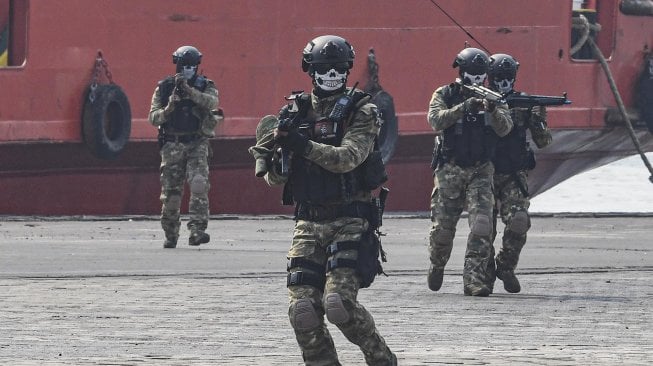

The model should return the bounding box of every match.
[504,92,571,108]
[453,78,505,103]
[278,91,310,176]
[453,79,573,109]
[173,74,187,98]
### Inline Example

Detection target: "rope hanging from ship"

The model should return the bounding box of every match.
[573,14,653,183]
[431,1,653,183]
[81,50,132,160]
[426,0,492,54]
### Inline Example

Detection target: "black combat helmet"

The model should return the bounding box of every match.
[488,53,519,81]
[173,46,202,72]
[301,35,355,73]
[488,53,520,93]
[452,47,489,78]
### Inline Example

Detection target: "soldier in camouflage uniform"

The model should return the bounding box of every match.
[148,45,221,249]
[427,47,513,296]
[487,54,552,293]
[262,35,396,365]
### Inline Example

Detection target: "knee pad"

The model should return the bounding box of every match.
[433,228,455,243]
[471,214,491,237]
[164,194,182,211]
[189,175,209,194]
[508,211,530,234]
[289,299,320,331]
[325,293,350,325]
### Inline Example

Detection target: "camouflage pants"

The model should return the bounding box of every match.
[287,217,394,366]
[159,138,211,240]
[492,171,531,272]
[429,162,496,289]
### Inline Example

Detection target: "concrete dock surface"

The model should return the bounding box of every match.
[1,215,651,365]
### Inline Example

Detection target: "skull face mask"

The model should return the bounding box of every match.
[312,64,349,92]
[462,72,487,85]
[493,77,515,93]
[181,65,197,80]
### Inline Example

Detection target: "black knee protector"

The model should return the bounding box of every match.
[433,227,455,244]
[507,211,530,234]
[324,293,350,325]
[471,214,492,237]
[289,298,321,331]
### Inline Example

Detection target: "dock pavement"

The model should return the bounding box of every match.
[1,214,651,365]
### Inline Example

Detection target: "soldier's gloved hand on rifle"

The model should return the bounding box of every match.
[462,97,484,114]
[164,92,181,116]
[275,127,310,156]
[174,73,190,91]
[483,99,497,112]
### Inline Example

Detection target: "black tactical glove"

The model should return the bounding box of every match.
[277,118,293,132]
[277,130,309,156]
[484,99,496,113]
[462,97,484,114]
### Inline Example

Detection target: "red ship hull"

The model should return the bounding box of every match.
[0,0,652,215]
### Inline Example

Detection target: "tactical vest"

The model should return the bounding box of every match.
[284,90,385,204]
[493,107,534,174]
[158,75,208,133]
[439,85,499,167]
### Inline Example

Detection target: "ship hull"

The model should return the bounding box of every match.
[1,127,650,215]
[1,0,651,215]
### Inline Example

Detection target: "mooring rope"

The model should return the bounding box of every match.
[583,25,653,183]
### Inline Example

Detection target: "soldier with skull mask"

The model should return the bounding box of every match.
[427,47,513,296]
[259,34,396,365]
[148,45,222,249]
[487,53,552,294]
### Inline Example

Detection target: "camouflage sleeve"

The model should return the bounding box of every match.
[427,86,465,132]
[528,106,553,148]
[148,86,167,127]
[188,80,219,110]
[264,162,288,186]
[304,102,378,173]
[487,103,513,137]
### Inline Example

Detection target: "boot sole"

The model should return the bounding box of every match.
[189,236,210,246]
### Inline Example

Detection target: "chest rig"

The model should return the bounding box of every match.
[158,75,208,134]
[281,89,382,205]
[493,104,534,174]
[438,84,499,168]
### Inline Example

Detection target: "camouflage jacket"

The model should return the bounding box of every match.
[427,84,513,137]
[265,89,381,202]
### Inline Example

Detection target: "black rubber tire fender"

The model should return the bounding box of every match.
[371,90,398,164]
[82,83,132,160]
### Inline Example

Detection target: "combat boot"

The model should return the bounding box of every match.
[362,343,396,366]
[427,264,444,291]
[163,235,178,249]
[497,269,521,293]
[189,231,210,246]
[463,283,492,297]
